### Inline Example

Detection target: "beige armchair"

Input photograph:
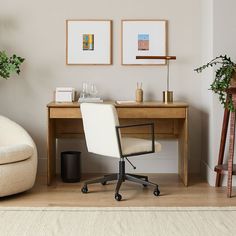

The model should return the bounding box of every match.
[0,116,37,197]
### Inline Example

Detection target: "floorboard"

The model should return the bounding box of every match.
[1,174,236,207]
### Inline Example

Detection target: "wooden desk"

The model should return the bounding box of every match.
[47,101,189,186]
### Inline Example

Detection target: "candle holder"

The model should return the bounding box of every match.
[136,55,176,103]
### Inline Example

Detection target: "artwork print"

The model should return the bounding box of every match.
[122,20,167,65]
[83,34,94,50]
[138,34,149,51]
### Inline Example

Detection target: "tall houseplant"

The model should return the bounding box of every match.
[195,55,236,111]
[0,51,24,79]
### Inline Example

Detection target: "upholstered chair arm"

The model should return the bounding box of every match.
[115,123,155,157]
[0,144,34,164]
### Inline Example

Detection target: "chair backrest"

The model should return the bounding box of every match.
[0,116,35,147]
[80,103,121,158]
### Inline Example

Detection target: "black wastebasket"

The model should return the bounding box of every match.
[61,151,81,183]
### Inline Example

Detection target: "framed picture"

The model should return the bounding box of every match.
[66,20,112,65]
[121,20,167,65]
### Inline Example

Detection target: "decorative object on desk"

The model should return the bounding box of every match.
[0,51,25,79]
[90,84,98,98]
[121,20,167,65]
[55,87,75,102]
[195,55,236,111]
[80,82,89,99]
[135,82,143,102]
[66,20,112,65]
[79,83,102,102]
[136,55,176,103]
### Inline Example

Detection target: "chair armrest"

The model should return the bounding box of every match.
[115,123,155,157]
[0,144,34,165]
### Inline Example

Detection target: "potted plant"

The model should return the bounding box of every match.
[0,51,25,79]
[195,55,236,111]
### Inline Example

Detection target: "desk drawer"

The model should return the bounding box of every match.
[50,108,81,118]
[50,107,186,119]
[117,108,186,118]
[119,118,178,136]
[55,118,179,138]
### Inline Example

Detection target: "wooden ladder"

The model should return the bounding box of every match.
[215,88,236,197]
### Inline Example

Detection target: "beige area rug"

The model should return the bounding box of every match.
[0,207,235,236]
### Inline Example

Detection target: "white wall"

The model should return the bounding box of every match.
[200,0,215,184]
[0,0,203,174]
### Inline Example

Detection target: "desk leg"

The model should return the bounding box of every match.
[47,110,56,185]
[178,110,188,186]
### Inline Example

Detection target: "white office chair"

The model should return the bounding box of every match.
[80,103,161,201]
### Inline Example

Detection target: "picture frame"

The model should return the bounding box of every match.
[66,20,112,65]
[121,20,168,65]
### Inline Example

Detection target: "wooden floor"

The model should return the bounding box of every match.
[1,174,236,207]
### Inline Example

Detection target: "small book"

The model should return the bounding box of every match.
[78,98,103,103]
[116,100,136,104]
[56,87,74,92]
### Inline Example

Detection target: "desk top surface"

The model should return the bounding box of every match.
[47,101,188,108]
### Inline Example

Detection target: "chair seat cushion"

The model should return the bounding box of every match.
[0,144,33,164]
[122,137,161,156]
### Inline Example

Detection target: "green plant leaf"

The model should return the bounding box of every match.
[195,55,236,111]
[0,51,25,79]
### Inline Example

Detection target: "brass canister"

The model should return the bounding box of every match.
[163,91,173,103]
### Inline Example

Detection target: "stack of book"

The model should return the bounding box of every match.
[78,97,103,103]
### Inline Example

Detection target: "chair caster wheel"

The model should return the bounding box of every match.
[153,187,160,196]
[115,193,122,201]
[81,185,88,193]
[101,181,107,185]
